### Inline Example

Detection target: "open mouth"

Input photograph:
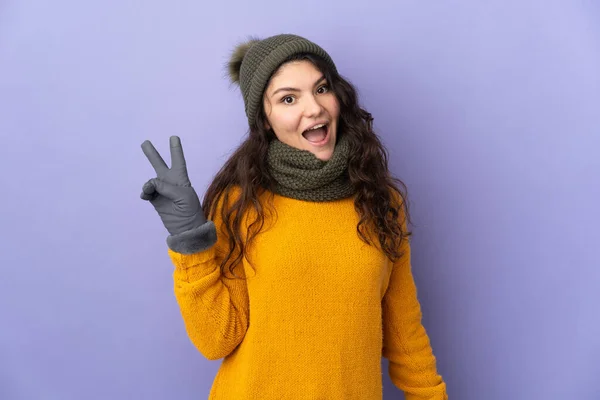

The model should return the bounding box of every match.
[302,123,329,145]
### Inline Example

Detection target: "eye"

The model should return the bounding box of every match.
[281,96,295,105]
[317,84,329,94]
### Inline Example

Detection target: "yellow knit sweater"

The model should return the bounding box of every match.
[167,188,447,399]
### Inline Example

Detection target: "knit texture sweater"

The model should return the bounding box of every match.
[167,187,447,399]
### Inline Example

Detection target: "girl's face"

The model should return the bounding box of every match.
[263,60,340,161]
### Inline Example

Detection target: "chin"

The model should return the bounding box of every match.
[311,147,335,161]
[313,154,332,161]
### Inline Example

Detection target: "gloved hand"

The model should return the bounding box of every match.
[141,136,216,254]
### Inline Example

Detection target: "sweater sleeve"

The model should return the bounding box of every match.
[381,207,448,399]
[167,189,249,361]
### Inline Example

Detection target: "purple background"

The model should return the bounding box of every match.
[1,1,599,399]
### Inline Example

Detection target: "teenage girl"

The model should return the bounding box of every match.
[140,33,447,400]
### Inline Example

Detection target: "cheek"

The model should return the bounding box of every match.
[274,109,302,133]
[325,96,340,118]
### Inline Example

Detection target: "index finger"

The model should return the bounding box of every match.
[141,140,168,174]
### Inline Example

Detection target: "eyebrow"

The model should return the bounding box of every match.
[270,75,327,97]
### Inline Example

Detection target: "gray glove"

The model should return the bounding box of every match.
[140,136,216,254]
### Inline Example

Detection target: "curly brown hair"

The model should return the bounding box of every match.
[201,52,412,280]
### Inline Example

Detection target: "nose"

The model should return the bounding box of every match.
[303,94,324,118]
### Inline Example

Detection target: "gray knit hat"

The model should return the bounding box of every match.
[227,33,338,126]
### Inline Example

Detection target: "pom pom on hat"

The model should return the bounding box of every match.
[227,36,261,85]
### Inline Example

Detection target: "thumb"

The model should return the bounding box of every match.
[148,178,180,201]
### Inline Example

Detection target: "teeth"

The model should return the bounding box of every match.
[307,123,326,131]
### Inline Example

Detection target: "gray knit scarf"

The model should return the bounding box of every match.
[266,133,355,202]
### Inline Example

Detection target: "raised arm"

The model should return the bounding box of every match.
[140,136,249,360]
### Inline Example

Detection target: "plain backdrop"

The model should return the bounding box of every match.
[1,1,599,399]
